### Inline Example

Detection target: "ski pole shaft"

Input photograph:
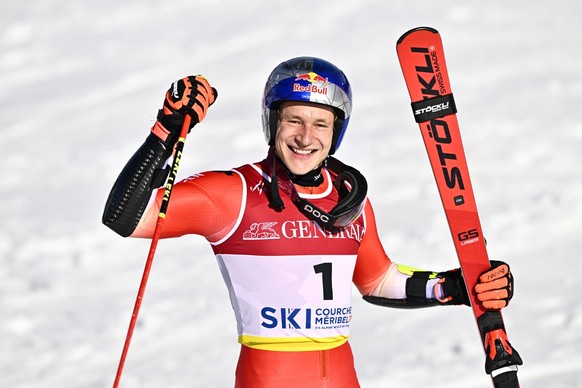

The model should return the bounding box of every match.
[112,115,192,388]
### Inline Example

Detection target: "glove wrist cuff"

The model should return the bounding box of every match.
[151,120,170,143]
[153,109,184,149]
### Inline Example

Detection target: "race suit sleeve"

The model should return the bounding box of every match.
[102,132,243,241]
[353,200,446,308]
[352,200,393,295]
[132,171,244,243]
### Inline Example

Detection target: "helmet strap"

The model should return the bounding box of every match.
[267,147,285,211]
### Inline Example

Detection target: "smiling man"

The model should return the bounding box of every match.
[275,101,336,176]
[102,57,516,387]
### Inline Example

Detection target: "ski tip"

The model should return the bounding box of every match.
[397,26,439,45]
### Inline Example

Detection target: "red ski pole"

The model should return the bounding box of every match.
[112,114,192,388]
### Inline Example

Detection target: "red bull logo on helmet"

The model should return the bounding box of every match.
[293,72,328,95]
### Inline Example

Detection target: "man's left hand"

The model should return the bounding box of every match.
[475,260,514,310]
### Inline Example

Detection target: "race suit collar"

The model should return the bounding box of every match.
[263,147,368,233]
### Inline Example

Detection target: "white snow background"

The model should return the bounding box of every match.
[2,1,581,387]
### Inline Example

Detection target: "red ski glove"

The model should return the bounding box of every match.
[437,260,514,310]
[475,260,514,310]
[151,75,217,149]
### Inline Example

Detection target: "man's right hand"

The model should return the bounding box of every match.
[151,75,217,149]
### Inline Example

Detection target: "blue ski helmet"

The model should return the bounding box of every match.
[261,56,352,155]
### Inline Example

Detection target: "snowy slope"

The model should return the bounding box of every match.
[1,0,581,387]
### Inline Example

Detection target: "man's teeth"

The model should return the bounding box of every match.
[292,148,313,155]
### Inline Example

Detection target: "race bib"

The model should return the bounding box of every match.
[216,253,358,351]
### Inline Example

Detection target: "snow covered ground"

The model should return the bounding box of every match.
[2,0,581,387]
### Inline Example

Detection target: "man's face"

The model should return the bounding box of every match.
[274,101,335,176]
